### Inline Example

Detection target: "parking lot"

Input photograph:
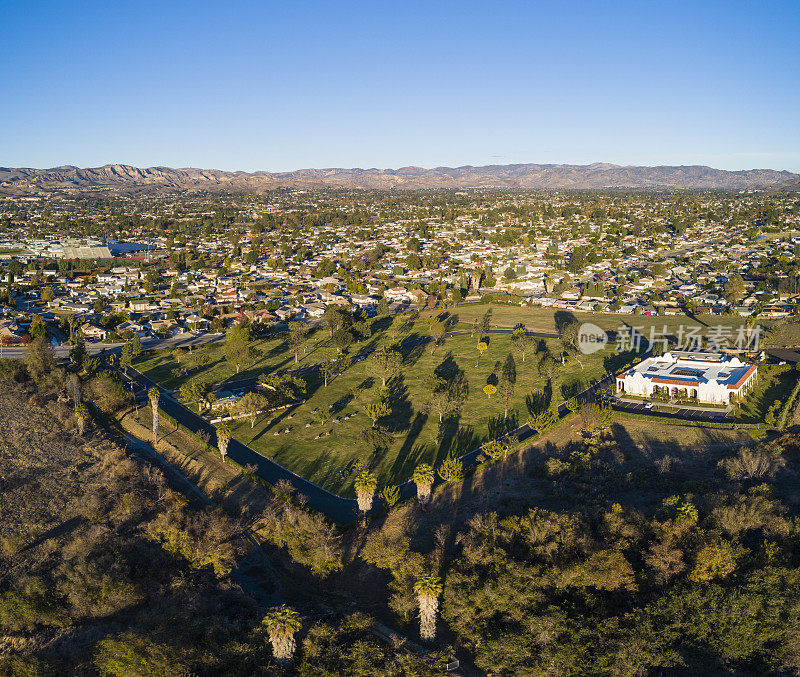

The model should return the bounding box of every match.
[612,399,728,422]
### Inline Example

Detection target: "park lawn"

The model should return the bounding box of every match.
[421,304,771,339]
[227,332,619,497]
[132,329,345,390]
[131,316,420,390]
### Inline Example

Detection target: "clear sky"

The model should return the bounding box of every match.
[2,0,799,172]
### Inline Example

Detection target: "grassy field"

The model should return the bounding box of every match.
[134,306,788,394]
[134,332,330,391]
[420,303,769,337]
[762,320,800,348]
[227,331,620,496]
[136,317,629,496]
[133,305,792,496]
[133,316,436,390]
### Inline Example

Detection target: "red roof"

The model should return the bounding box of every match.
[727,364,757,389]
[651,377,700,386]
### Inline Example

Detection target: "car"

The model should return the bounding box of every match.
[644,402,654,409]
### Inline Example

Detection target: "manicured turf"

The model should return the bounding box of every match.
[134,331,336,390]
[137,306,787,496]
[421,303,771,339]
[135,317,625,496]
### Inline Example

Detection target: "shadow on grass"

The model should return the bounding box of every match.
[488,412,518,439]
[391,441,435,483]
[526,382,553,415]
[393,411,428,475]
[385,373,413,433]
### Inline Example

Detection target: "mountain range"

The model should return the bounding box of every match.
[1,162,798,195]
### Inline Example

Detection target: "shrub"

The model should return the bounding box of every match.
[689,542,737,583]
[438,457,464,483]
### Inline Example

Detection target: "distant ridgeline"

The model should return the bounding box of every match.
[1,162,798,195]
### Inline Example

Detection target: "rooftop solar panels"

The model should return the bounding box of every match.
[672,368,704,377]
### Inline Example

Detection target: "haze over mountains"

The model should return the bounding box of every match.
[1,162,798,195]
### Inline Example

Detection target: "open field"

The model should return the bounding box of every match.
[133,315,436,391]
[138,322,627,496]
[133,328,337,390]
[421,303,771,337]
[228,331,621,496]
[763,319,800,348]
[133,306,792,496]
[133,306,793,397]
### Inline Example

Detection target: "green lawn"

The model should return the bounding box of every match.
[421,304,769,338]
[224,331,619,496]
[134,330,336,390]
[133,312,657,496]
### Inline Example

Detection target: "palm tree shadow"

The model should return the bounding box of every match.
[393,411,428,475]
[392,442,433,483]
[385,373,413,433]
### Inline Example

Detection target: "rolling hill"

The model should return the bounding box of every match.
[1,162,797,195]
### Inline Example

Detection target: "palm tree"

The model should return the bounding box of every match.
[148,387,160,445]
[262,604,302,668]
[75,402,88,436]
[412,463,435,505]
[216,421,231,463]
[353,470,377,516]
[414,573,442,641]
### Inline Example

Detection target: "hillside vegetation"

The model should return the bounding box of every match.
[0,359,445,675]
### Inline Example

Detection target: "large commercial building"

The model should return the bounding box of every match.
[616,352,757,404]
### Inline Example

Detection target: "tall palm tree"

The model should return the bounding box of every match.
[148,387,160,445]
[262,604,302,668]
[412,463,435,505]
[353,470,377,515]
[414,573,442,642]
[75,402,88,436]
[216,421,231,462]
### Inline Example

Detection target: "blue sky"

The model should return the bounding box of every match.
[2,0,799,172]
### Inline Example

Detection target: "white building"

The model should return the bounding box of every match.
[616,352,757,404]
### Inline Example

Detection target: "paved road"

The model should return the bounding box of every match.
[0,332,224,360]
[122,366,362,524]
